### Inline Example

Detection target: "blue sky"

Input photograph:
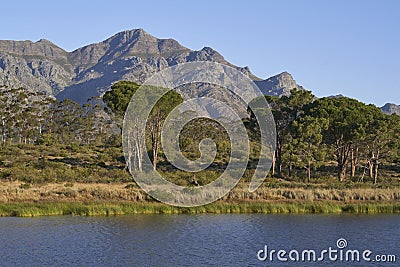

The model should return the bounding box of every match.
[2,0,399,106]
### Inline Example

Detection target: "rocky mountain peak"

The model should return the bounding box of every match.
[381,103,400,115]
[178,46,228,65]
[328,94,346,99]
[68,28,189,71]
[103,28,189,58]
[254,71,304,96]
[109,28,156,46]
[201,46,219,55]
[36,38,54,44]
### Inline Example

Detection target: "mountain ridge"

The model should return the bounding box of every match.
[0,29,327,105]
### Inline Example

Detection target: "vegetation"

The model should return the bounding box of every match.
[0,86,113,146]
[249,90,400,183]
[0,201,399,217]
[104,81,183,171]
[0,82,399,216]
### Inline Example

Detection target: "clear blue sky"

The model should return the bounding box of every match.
[2,0,399,106]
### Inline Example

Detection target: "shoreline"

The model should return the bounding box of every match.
[1,200,399,217]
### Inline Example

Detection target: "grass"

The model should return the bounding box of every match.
[1,181,400,203]
[0,201,399,217]
[0,180,399,216]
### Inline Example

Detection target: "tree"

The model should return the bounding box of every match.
[0,87,54,145]
[103,81,143,170]
[304,97,371,182]
[146,89,183,170]
[291,116,327,182]
[103,81,141,127]
[80,97,112,145]
[103,81,183,171]
[265,89,315,177]
[363,111,400,183]
[51,99,84,144]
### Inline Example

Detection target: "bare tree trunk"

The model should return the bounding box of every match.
[150,115,162,171]
[1,121,5,145]
[350,147,358,177]
[368,151,375,179]
[372,151,379,184]
[152,141,159,170]
[372,158,379,184]
[335,142,351,182]
[368,160,373,179]
[338,164,346,182]
[288,151,293,177]
[126,138,132,171]
[307,160,311,183]
[276,140,283,177]
[136,138,143,172]
[128,118,145,173]
[271,151,276,177]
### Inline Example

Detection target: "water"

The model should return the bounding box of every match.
[0,214,398,266]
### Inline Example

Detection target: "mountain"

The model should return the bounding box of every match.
[325,96,399,116]
[327,94,345,99]
[381,103,400,115]
[0,29,304,103]
[254,71,304,96]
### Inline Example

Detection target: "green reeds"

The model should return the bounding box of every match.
[0,201,399,217]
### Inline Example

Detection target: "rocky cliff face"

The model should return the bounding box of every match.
[381,103,400,115]
[0,29,305,103]
[254,71,304,96]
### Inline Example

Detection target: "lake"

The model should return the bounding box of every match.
[0,214,398,266]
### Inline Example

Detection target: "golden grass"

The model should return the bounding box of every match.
[1,181,399,203]
[0,181,149,202]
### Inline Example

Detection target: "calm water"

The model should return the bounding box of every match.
[0,214,398,266]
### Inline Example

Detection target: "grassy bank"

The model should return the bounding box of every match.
[0,181,399,216]
[0,201,400,217]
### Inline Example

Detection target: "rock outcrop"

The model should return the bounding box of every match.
[254,71,304,96]
[381,103,400,115]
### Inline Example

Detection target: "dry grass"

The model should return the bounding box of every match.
[226,187,400,202]
[0,181,150,203]
[1,181,399,204]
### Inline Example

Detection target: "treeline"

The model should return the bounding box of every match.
[103,82,400,184]
[0,86,114,146]
[1,83,399,185]
[248,89,400,183]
